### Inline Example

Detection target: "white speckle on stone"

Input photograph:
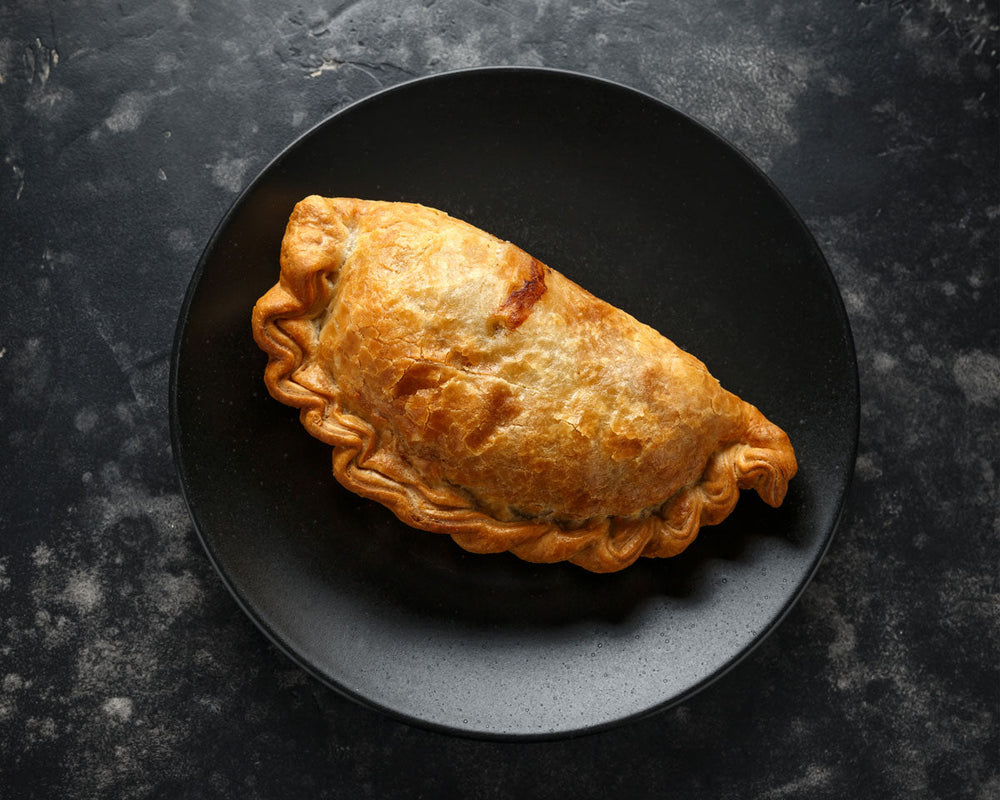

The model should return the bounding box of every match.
[22,38,58,86]
[0,557,9,591]
[841,288,871,318]
[10,162,23,199]
[953,350,1000,406]
[10,336,50,400]
[102,696,134,722]
[196,695,223,714]
[762,764,834,799]
[104,91,153,133]
[33,608,73,647]
[63,570,103,613]
[91,464,194,564]
[873,351,898,373]
[649,40,814,169]
[825,73,852,96]
[152,570,203,617]
[121,434,143,456]
[157,168,167,181]
[209,155,251,193]
[0,37,14,84]
[980,776,1000,800]
[3,673,25,692]
[75,407,99,433]
[803,583,864,692]
[855,453,883,481]
[154,52,181,73]
[167,228,194,252]
[128,358,168,411]
[24,716,58,743]
[827,609,858,676]
[32,543,54,567]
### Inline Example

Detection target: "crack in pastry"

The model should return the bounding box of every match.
[252,196,798,572]
[490,256,550,332]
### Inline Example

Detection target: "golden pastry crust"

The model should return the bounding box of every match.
[251,197,797,572]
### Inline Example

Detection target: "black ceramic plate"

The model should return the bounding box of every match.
[170,67,858,739]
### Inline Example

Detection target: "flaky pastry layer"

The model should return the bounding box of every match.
[251,197,797,572]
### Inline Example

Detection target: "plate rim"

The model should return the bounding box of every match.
[168,65,860,740]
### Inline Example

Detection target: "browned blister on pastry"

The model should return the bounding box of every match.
[252,197,797,572]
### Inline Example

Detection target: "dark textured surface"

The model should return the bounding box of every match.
[1,0,997,797]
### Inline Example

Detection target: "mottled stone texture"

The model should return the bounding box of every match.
[0,0,996,798]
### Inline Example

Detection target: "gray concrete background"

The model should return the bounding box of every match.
[1,1,997,797]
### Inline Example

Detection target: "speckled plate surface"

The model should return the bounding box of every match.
[170,67,858,739]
